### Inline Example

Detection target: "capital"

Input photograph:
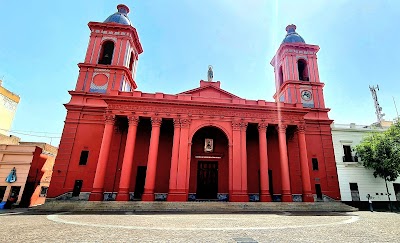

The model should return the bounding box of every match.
[232,121,241,131]
[276,124,287,133]
[297,124,306,133]
[180,118,191,128]
[127,116,139,126]
[151,117,162,127]
[173,118,181,128]
[104,114,115,125]
[258,123,268,132]
[240,122,248,131]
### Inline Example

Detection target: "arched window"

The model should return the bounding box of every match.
[98,41,114,65]
[128,51,134,71]
[279,66,284,86]
[297,59,309,81]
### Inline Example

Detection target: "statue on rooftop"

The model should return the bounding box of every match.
[207,65,213,82]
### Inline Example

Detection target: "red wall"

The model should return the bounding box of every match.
[246,124,260,194]
[154,120,173,193]
[49,111,340,201]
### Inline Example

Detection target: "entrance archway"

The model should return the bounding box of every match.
[189,126,229,200]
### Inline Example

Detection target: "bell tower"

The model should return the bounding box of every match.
[75,4,143,94]
[271,24,325,109]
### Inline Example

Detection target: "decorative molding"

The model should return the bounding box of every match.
[217,193,229,201]
[249,194,260,202]
[257,123,268,132]
[101,37,117,43]
[127,116,139,126]
[106,103,303,124]
[154,193,167,201]
[297,123,306,133]
[277,124,287,133]
[292,194,303,202]
[93,72,110,78]
[232,121,241,131]
[94,68,110,73]
[180,118,191,128]
[104,114,115,125]
[173,118,181,128]
[194,155,222,159]
[240,121,248,131]
[151,117,162,127]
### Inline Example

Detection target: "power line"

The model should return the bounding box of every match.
[0,128,61,138]
[0,127,60,134]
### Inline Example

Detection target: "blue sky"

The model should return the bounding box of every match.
[1,0,399,146]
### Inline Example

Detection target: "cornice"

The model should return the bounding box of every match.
[77,63,137,90]
[88,21,143,54]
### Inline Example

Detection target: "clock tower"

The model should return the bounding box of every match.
[271,24,326,109]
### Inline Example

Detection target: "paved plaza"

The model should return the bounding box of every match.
[0,210,399,242]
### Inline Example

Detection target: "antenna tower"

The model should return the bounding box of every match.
[369,85,385,126]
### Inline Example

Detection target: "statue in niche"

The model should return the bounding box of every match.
[207,65,213,82]
[5,167,17,183]
[204,138,213,153]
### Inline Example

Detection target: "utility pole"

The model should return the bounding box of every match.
[393,96,399,123]
[369,85,385,126]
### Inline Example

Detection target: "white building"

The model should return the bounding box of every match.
[331,122,400,203]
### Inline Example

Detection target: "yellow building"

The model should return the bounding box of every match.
[0,80,20,136]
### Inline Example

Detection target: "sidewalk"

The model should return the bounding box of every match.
[0,208,29,215]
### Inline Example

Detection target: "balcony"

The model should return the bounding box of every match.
[342,155,358,162]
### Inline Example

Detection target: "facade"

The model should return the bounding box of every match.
[332,123,400,205]
[0,80,20,136]
[0,140,57,207]
[48,5,340,202]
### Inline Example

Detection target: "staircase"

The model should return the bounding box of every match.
[31,201,357,213]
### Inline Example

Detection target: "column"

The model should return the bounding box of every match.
[175,118,190,201]
[116,116,139,201]
[298,124,313,202]
[258,122,271,202]
[277,124,292,202]
[230,120,248,202]
[228,144,233,196]
[240,121,248,199]
[167,118,182,201]
[89,114,115,201]
[142,117,162,201]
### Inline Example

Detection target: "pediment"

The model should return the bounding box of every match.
[179,82,240,99]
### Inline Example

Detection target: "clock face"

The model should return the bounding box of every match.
[301,90,312,101]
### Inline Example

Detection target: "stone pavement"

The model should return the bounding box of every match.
[0,211,399,242]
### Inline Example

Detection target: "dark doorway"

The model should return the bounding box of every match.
[349,183,360,201]
[72,180,83,197]
[134,166,147,199]
[315,184,323,200]
[0,186,6,201]
[19,182,35,207]
[268,170,274,196]
[393,183,400,201]
[196,161,218,199]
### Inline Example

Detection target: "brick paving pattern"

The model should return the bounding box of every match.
[1,211,399,242]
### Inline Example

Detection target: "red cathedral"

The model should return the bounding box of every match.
[48,4,341,203]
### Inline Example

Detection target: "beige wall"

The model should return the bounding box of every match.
[0,145,35,203]
[0,81,20,136]
[0,134,20,145]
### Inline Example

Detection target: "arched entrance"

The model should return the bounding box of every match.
[189,126,229,200]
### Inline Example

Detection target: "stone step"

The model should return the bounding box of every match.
[31,201,358,213]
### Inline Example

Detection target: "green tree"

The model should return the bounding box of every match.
[355,123,400,211]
